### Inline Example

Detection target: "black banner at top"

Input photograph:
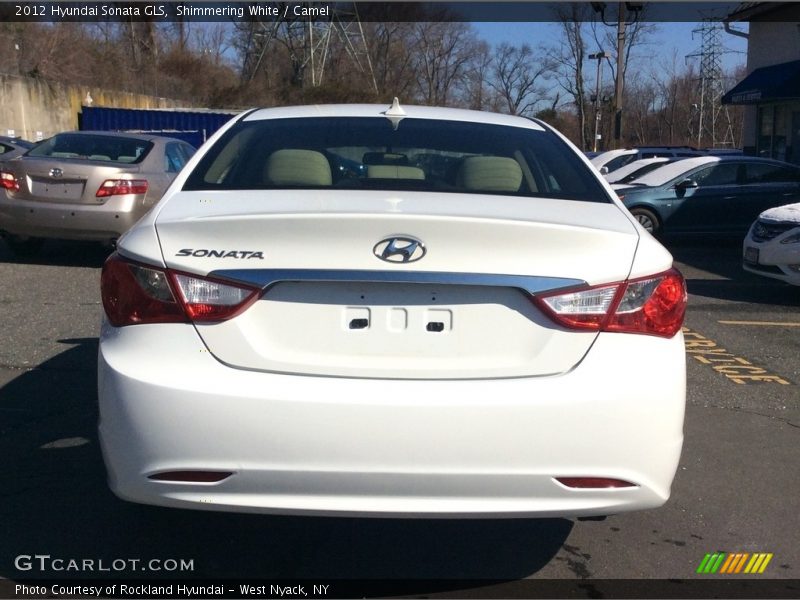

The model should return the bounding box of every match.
[1,1,794,23]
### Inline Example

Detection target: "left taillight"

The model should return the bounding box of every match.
[535,268,687,338]
[101,253,259,326]
[0,171,19,192]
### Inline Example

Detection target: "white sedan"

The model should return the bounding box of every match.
[98,102,687,518]
[743,202,800,285]
[603,157,671,184]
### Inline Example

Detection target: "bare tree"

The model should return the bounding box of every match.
[411,21,482,106]
[367,21,418,100]
[489,43,551,116]
[463,40,494,111]
[548,4,593,149]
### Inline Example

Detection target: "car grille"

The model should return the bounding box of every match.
[752,220,797,242]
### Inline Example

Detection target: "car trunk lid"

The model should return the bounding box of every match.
[153,190,640,379]
[5,157,140,205]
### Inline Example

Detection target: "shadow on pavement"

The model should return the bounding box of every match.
[0,239,111,268]
[663,236,800,306]
[0,340,571,585]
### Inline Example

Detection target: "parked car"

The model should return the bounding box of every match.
[604,157,672,184]
[743,202,800,286]
[591,146,704,174]
[98,101,687,518]
[0,136,36,163]
[0,131,195,254]
[613,156,800,235]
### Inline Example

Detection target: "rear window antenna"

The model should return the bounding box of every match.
[383,97,406,130]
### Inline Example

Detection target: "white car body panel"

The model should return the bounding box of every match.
[156,191,637,282]
[98,104,686,517]
[99,322,685,518]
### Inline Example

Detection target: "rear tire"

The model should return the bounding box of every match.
[630,207,661,235]
[6,235,45,257]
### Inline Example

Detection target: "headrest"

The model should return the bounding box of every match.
[265,149,332,186]
[456,156,523,192]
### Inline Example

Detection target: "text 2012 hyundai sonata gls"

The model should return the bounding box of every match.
[98,102,687,518]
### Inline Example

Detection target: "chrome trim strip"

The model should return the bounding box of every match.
[210,269,586,296]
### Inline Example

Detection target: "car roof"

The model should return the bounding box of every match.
[243,104,547,131]
[604,157,672,182]
[590,149,637,165]
[54,131,182,144]
[625,156,720,186]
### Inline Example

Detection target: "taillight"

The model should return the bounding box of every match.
[536,268,686,338]
[101,253,259,326]
[0,171,19,192]
[171,272,259,322]
[96,179,148,197]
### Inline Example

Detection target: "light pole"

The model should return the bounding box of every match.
[591,2,643,149]
[589,51,607,152]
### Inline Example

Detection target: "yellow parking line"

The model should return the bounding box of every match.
[718,321,800,327]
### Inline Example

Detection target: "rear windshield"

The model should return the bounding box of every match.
[27,133,153,164]
[183,117,611,203]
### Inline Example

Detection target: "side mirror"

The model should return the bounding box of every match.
[600,166,609,175]
[675,178,698,191]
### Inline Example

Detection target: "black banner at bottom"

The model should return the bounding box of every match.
[2,579,799,599]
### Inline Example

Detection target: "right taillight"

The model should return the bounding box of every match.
[536,268,687,338]
[0,171,19,192]
[101,253,259,327]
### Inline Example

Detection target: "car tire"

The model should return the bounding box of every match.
[6,235,45,256]
[630,207,661,235]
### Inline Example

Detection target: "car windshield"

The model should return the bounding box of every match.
[183,117,611,203]
[27,133,153,164]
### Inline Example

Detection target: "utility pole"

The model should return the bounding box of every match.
[589,51,607,152]
[591,2,643,149]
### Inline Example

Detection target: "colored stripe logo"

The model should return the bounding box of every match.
[697,552,773,574]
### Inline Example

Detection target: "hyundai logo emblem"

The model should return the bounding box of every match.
[49,168,63,178]
[373,236,426,263]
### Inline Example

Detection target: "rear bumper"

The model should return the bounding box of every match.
[98,323,686,518]
[0,193,147,241]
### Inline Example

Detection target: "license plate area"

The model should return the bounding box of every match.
[29,177,86,201]
[744,247,759,264]
[194,280,599,378]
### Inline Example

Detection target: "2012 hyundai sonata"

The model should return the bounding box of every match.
[98,102,687,518]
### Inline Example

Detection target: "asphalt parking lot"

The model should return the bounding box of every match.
[0,237,797,595]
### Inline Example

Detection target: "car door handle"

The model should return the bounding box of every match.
[783,192,795,197]
[723,196,736,200]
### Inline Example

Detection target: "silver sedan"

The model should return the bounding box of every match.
[0,131,194,254]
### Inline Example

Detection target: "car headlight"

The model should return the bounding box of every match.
[780,232,800,244]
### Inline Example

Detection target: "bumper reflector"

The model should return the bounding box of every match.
[148,471,233,483]
[556,477,637,489]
